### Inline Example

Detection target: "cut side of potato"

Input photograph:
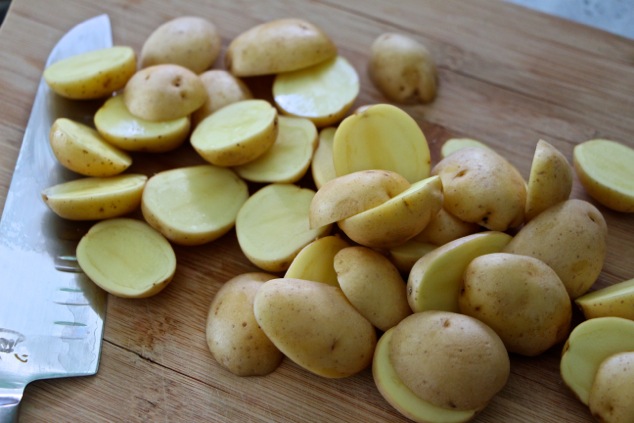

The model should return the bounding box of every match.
[575,278,634,320]
[284,235,350,286]
[49,117,132,177]
[311,127,337,189]
[273,56,359,127]
[77,218,176,298]
[191,99,278,167]
[234,116,318,183]
[44,46,136,99]
[440,137,491,159]
[94,94,190,153]
[41,174,147,220]
[142,165,249,246]
[236,184,331,272]
[333,103,431,183]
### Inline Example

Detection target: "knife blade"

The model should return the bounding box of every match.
[0,15,112,422]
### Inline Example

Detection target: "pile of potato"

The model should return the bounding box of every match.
[41,14,634,423]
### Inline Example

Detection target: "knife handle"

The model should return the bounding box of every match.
[0,386,23,423]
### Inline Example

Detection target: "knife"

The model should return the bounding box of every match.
[0,15,112,422]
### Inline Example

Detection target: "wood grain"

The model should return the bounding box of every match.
[1,0,633,422]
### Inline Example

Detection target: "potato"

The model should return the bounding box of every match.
[458,253,572,356]
[234,116,318,183]
[236,183,331,272]
[387,238,437,274]
[413,207,481,246]
[273,56,359,127]
[368,33,437,104]
[525,139,573,221]
[141,165,249,246]
[253,278,376,378]
[43,46,136,99]
[41,174,147,220]
[337,175,443,249]
[123,64,206,121]
[49,117,132,177]
[588,352,634,423]
[560,317,634,405]
[334,246,411,331]
[284,235,350,287]
[573,138,634,212]
[76,218,176,298]
[311,127,337,189]
[333,103,431,183]
[94,94,190,153]
[407,231,512,313]
[440,137,491,159]
[575,278,634,320]
[226,18,337,77]
[432,146,526,231]
[206,273,283,376]
[503,199,607,299]
[140,16,221,74]
[192,70,253,126]
[191,99,278,167]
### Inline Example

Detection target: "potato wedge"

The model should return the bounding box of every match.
[284,235,350,286]
[575,278,634,320]
[192,70,253,127]
[311,127,337,189]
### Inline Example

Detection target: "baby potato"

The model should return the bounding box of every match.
[253,277,376,378]
[76,218,176,298]
[432,146,526,231]
[413,207,481,246]
[459,253,572,356]
[588,352,634,423]
[41,173,147,220]
[311,127,337,189]
[140,16,221,74]
[206,273,283,376]
[368,33,437,104]
[94,94,190,153]
[44,46,136,99]
[124,64,206,121]
[191,99,278,167]
[192,70,253,127]
[141,165,249,246]
[574,278,634,320]
[284,235,350,287]
[49,117,132,177]
[226,18,337,77]
[273,56,359,127]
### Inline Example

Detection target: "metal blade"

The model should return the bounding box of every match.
[0,14,112,421]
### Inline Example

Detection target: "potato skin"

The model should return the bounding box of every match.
[192,70,253,126]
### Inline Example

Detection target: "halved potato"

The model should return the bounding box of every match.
[44,46,136,99]
[142,165,248,246]
[76,218,176,298]
[49,117,132,177]
[191,99,278,167]
[575,278,634,320]
[588,352,634,423]
[284,235,350,286]
[311,127,337,189]
[94,94,190,153]
[234,116,317,183]
[41,174,147,220]
[413,207,481,246]
[273,56,359,127]
[192,70,253,126]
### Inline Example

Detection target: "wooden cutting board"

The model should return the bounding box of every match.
[1,0,633,421]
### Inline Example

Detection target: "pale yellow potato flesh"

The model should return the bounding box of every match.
[191,99,278,167]
[94,94,190,153]
[284,235,350,287]
[440,137,491,159]
[49,117,132,177]
[575,278,634,320]
[387,238,437,274]
[373,328,477,423]
[141,165,249,246]
[192,70,253,127]
[560,317,634,405]
[333,103,431,183]
[76,218,176,298]
[234,116,318,183]
[588,352,634,423]
[43,46,136,99]
[573,139,634,213]
[236,184,331,272]
[273,56,359,127]
[407,231,512,313]
[41,174,147,220]
[311,127,337,189]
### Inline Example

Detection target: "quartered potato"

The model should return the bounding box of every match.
[94,94,190,153]
[284,235,350,286]
[44,46,136,99]
[191,99,278,167]
[236,184,331,272]
[49,117,131,177]
[141,165,249,246]
[76,218,176,298]
[41,173,147,220]
[311,127,337,189]
[234,116,318,184]
[226,18,337,77]
[192,69,253,127]
[440,137,491,159]
[575,278,634,320]
[273,56,359,127]
[333,103,431,183]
